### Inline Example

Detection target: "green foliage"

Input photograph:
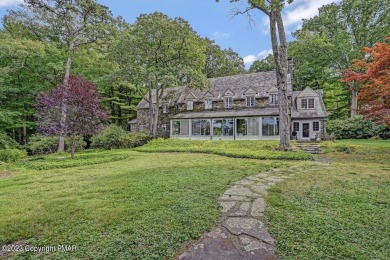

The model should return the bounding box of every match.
[327,116,390,139]
[0,149,27,162]
[0,132,20,149]
[136,139,313,160]
[248,54,275,73]
[28,135,87,155]
[202,38,246,78]
[91,125,151,149]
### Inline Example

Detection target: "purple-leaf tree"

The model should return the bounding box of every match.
[37,76,109,158]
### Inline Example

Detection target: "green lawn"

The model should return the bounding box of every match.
[267,139,390,259]
[0,139,389,259]
[0,150,276,259]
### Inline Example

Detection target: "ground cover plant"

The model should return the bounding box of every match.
[135,139,313,160]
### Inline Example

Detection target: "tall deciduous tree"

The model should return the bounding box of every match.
[203,38,246,78]
[113,12,208,138]
[4,0,115,151]
[290,0,390,117]
[219,0,293,149]
[37,76,108,158]
[249,54,275,73]
[341,37,390,126]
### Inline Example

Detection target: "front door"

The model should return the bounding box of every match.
[302,123,310,138]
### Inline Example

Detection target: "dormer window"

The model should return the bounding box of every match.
[225,97,233,108]
[301,98,314,109]
[246,96,255,107]
[163,103,169,113]
[205,99,212,109]
[186,100,193,110]
[269,95,278,105]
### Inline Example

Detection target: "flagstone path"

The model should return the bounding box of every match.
[178,169,295,260]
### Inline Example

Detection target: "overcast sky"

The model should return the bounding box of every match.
[0,0,340,68]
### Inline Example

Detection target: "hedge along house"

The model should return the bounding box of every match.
[129,71,327,141]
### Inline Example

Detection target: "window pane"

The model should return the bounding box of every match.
[313,121,319,131]
[205,100,212,109]
[247,117,259,135]
[213,119,223,136]
[191,119,201,136]
[172,120,180,135]
[309,99,314,108]
[301,99,307,109]
[223,119,234,136]
[236,118,247,136]
[262,117,275,136]
[225,97,233,108]
[293,122,299,131]
[201,120,210,136]
[187,101,193,110]
[181,120,189,135]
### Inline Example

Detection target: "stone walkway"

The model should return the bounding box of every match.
[178,169,293,260]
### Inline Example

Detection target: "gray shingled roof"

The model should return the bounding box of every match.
[137,71,293,109]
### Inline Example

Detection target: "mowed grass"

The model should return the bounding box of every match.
[267,140,390,259]
[0,150,276,259]
[135,138,313,160]
[1,139,389,259]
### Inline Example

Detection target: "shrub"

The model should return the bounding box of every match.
[327,116,389,139]
[91,125,151,149]
[0,132,20,149]
[0,149,27,162]
[28,135,86,155]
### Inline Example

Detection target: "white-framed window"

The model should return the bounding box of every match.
[246,96,255,107]
[186,100,193,110]
[269,95,279,105]
[293,122,299,132]
[163,103,169,114]
[205,99,212,109]
[308,98,315,108]
[301,98,314,109]
[161,124,169,131]
[313,121,320,131]
[225,97,233,108]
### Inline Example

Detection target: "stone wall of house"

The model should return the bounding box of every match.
[133,96,293,137]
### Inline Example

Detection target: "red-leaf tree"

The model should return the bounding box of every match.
[37,76,109,158]
[342,37,390,126]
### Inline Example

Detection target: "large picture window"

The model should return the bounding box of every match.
[262,117,279,136]
[213,119,234,136]
[192,119,210,136]
[172,120,189,136]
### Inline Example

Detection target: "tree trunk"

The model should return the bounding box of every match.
[58,42,74,152]
[350,89,358,117]
[71,138,75,159]
[148,82,154,133]
[152,88,160,138]
[269,11,291,150]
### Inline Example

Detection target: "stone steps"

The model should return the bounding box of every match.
[294,143,323,154]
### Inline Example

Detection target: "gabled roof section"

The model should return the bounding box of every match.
[267,86,278,94]
[184,91,197,100]
[243,87,257,96]
[203,91,214,99]
[296,87,319,98]
[223,88,235,97]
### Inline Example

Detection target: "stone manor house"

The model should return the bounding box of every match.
[129,71,327,141]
